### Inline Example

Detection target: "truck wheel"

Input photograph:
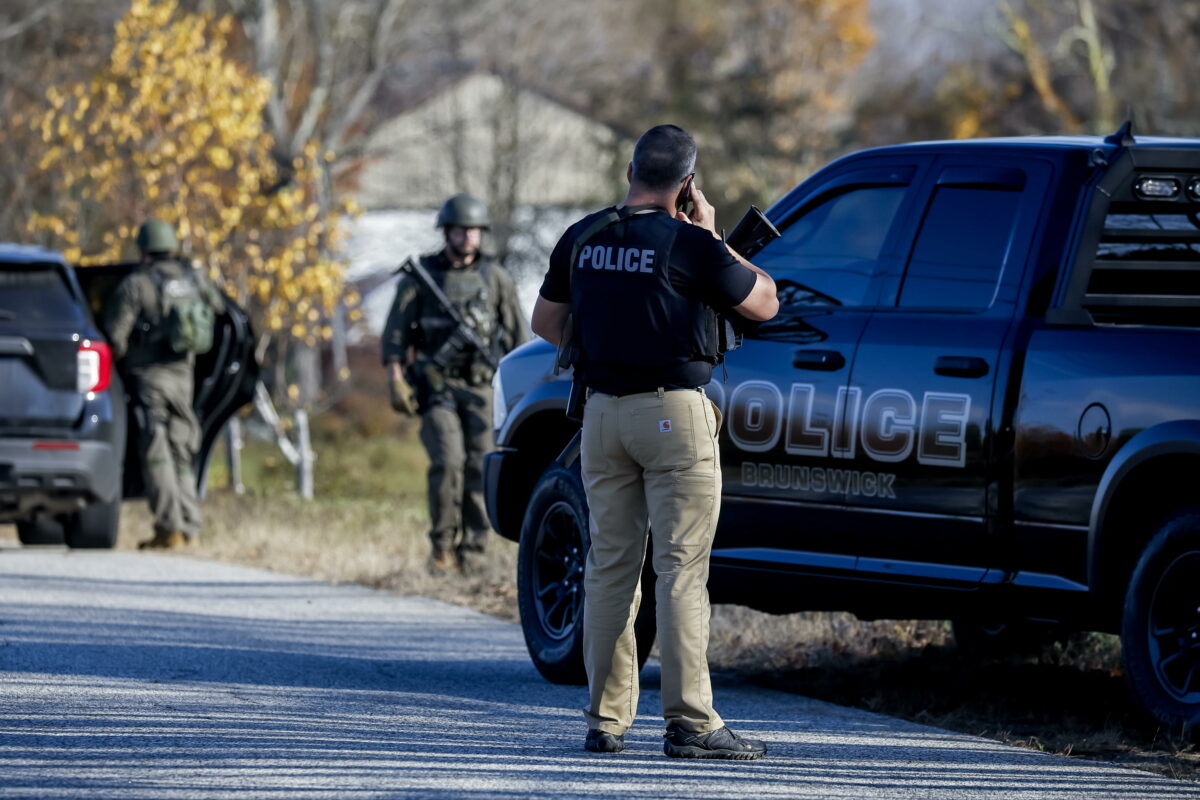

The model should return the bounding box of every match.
[952,619,1062,658]
[16,518,65,546]
[62,498,120,549]
[517,463,656,685]
[1122,510,1200,738]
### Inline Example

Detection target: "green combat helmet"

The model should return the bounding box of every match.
[136,219,179,255]
[435,193,490,229]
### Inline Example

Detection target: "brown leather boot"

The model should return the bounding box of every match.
[138,531,190,550]
[427,548,458,576]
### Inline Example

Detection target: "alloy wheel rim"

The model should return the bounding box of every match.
[532,500,586,641]
[1147,550,1200,704]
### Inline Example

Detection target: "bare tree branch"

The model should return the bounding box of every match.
[0,0,65,44]
[249,0,292,148]
[289,0,338,153]
[999,0,1083,133]
[325,0,404,151]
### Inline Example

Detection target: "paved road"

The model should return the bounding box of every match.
[0,549,1195,799]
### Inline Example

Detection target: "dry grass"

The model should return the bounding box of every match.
[704,604,1197,781]
[113,494,519,620]
[709,606,952,672]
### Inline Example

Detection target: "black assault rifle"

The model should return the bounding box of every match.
[397,256,499,372]
[726,204,780,258]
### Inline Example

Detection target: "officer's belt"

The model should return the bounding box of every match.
[590,385,702,398]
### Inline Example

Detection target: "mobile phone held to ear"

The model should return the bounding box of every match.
[677,173,695,218]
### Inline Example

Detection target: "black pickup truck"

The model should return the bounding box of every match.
[484,127,1200,733]
[0,246,257,547]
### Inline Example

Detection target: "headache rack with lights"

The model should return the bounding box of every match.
[1049,139,1200,328]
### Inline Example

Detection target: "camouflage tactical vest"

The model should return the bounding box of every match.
[417,254,498,378]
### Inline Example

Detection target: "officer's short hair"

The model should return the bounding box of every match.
[631,125,696,191]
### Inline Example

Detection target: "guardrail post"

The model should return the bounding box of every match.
[295,408,315,500]
[225,417,245,495]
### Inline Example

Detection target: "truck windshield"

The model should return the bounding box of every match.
[0,264,84,324]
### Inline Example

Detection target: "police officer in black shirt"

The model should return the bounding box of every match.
[532,125,779,759]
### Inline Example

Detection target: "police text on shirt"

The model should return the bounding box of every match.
[577,246,656,274]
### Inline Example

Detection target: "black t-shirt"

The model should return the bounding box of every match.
[539,207,756,394]
[540,207,755,309]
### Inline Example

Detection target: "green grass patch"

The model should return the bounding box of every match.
[205,415,427,501]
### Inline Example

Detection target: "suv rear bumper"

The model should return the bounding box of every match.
[0,439,120,521]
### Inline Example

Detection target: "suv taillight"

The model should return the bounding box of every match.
[77,340,111,393]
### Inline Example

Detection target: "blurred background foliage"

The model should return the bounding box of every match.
[0,0,1197,398]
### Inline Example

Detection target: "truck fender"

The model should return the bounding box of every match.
[496,377,571,446]
[1088,419,1200,589]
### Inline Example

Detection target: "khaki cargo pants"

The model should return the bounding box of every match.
[580,387,724,735]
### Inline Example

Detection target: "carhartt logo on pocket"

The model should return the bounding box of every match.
[659,419,672,433]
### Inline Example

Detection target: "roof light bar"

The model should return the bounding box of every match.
[1134,176,1181,200]
[1187,177,1200,202]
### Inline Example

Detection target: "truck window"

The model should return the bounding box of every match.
[0,265,83,323]
[757,186,906,308]
[899,186,1022,310]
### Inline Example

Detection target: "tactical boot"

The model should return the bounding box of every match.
[663,724,767,760]
[584,729,626,754]
[457,547,488,577]
[137,531,190,550]
[427,549,458,576]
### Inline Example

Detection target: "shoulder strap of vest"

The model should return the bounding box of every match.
[146,263,168,319]
[474,255,495,290]
[568,210,620,272]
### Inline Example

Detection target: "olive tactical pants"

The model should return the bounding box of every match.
[135,371,202,539]
[419,379,493,557]
[580,388,724,735]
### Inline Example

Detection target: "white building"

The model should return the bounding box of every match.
[347,73,631,339]
[355,72,627,211]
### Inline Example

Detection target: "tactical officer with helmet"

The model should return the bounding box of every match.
[382,194,527,575]
[531,125,779,758]
[106,219,225,550]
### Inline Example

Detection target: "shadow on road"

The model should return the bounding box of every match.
[0,561,1193,799]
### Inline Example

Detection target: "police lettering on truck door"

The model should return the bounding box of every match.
[713,380,970,500]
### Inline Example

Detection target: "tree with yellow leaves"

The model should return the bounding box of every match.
[21,0,357,383]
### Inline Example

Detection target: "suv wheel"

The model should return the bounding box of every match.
[16,518,65,546]
[1122,510,1200,738]
[63,498,120,549]
[517,463,656,685]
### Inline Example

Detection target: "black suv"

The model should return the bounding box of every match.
[0,245,257,547]
[485,130,1200,733]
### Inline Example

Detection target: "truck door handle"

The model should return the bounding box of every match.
[934,356,989,378]
[793,350,845,371]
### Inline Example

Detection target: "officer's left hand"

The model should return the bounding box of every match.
[388,363,418,415]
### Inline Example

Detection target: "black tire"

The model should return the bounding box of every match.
[1121,510,1200,739]
[16,517,65,546]
[517,462,656,685]
[62,498,120,549]
[951,618,1063,659]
